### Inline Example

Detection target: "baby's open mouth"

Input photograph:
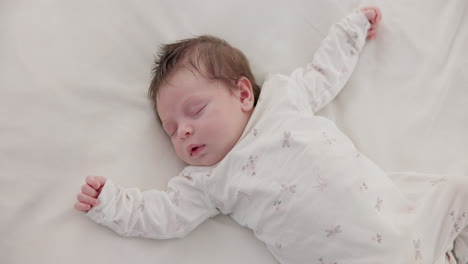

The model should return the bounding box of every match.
[188,144,205,157]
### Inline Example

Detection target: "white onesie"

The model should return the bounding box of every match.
[87,10,468,264]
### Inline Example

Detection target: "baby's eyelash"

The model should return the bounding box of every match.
[192,105,206,116]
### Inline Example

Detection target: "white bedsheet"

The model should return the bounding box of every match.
[1,0,467,263]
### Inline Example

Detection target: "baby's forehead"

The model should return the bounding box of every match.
[163,66,208,87]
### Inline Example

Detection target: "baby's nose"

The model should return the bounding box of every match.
[178,124,193,139]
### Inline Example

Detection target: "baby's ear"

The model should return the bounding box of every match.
[236,77,254,112]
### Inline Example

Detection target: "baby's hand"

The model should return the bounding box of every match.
[74,176,107,213]
[360,6,382,40]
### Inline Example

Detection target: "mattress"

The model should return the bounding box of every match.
[1,0,467,263]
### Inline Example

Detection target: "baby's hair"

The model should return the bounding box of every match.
[148,35,261,120]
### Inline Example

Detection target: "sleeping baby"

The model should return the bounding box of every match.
[75,6,468,263]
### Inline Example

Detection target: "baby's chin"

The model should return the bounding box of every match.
[183,153,224,167]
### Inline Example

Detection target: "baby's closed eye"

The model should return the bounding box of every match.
[189,104,206,117]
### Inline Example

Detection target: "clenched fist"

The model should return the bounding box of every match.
[74,176,107,213]
[360,6,383,40]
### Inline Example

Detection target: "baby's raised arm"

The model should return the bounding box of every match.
[289,7,382,113]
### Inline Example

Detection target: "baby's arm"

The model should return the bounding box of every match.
[290,7,382,113]
[75,175,219,239]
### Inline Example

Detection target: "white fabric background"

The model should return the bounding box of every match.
[1,0,467,263]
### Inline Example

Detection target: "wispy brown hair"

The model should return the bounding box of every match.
[148,35,261,119]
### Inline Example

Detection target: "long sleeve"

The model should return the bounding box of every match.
[289,10,370,113]
[86,175,219,239]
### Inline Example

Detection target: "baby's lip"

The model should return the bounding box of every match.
[187,144,206,157]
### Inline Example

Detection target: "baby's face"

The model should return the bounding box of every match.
[157,68,254,166]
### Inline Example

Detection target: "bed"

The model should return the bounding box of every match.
[1,0,467,263]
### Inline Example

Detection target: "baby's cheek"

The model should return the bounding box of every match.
[199,115,218,134]
[173,143,185,159]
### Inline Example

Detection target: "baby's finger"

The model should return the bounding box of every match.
[77,192,99,206]
[362,9,375,23]
[74,201,91,212]
[95,176,107,188]
[81,184,98,198]
[368,27,378,36]
[361,7,382,25]
[374,7,383,23]
[86,176,100,189]
[86,176,107,190]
